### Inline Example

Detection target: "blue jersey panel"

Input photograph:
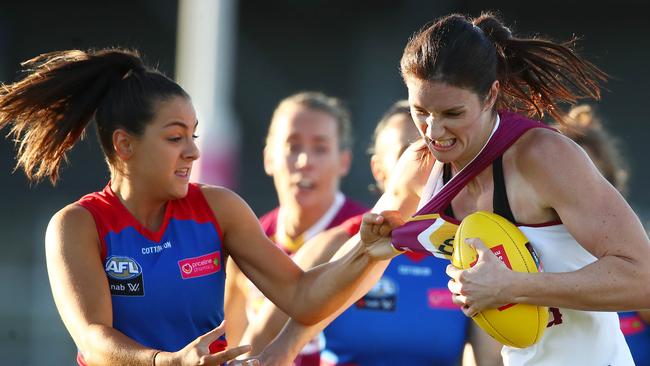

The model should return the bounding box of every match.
[322,255,468,366]
[105,218,225,352]
[620,311,650,366]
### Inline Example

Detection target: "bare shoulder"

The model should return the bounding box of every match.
[47,203,97,239]
[46,203,101,256]
[509,127,590,181]
[506,127,606,213]
[199,184,259,235]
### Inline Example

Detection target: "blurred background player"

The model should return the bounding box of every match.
[558,104,650,366]
[225,92,367,365]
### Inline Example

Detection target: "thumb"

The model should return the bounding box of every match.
[379,210,406,228]
[466,238,490,258]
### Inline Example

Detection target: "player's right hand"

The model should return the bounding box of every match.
[360,210,404,260]
[159,321,254,365]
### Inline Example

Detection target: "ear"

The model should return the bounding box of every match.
[370,154,386,187]
[113,129,135,160]
[483,80,500,111]
[338,148,352,176]
[263,146,274,176]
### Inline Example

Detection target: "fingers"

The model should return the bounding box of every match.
[446,263,461,279]
[228,358,260,366]
[362,212,384,225]
[379,210,406,228]
[466,238,489,255]
[203,345,253,365]
[199,320,226,344]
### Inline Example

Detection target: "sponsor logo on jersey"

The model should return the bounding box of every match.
[355,277,397,311]
[427,288,458,309]
[104,256,144,296]
[620,313,646,336]
[178,251,221,279]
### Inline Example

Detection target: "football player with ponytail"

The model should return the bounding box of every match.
[0,49,399,366]
[252,12,650,366]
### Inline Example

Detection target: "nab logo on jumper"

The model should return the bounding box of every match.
[105,256,144,296]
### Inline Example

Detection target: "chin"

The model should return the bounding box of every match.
[170,184,190,200]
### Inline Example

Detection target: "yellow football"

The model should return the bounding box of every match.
[452,211,548,348]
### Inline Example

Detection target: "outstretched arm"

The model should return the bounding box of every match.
[204,186,402,326]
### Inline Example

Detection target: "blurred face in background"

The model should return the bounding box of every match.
[370,113,421,191]
[264,104,351,210]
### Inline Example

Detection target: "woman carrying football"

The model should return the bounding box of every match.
[249,11,650,366]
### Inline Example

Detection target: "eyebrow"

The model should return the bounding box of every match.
[163,120,199,129]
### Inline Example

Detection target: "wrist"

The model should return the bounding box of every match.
[153,351,175,366]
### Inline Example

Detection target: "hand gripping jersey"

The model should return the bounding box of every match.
[391,112,634,366]
[252,193,367,366]
[76,183,226,364]
[322,214,468,366]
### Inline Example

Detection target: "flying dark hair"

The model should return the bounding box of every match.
[0,48,189,183]
[400,12,608,124]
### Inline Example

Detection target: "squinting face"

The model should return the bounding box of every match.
[127,96,200,199]
[265,104,350,209]
[405,78,497,169]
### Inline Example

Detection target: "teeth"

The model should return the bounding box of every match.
[296,179,314,189]
[434,139,455,147]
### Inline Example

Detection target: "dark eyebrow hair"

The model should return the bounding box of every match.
[163,120,199,129]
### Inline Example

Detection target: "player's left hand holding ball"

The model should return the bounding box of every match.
[446,238,517,317]
[360,210,405,260]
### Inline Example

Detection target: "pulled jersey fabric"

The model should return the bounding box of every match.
[390,111,633,365]
[321,214,467,366]
[252,194,367,366]
[76,183,226,364]
[619,311,650,365]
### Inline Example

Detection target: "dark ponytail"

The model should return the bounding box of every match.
[0,48,188,184]
[400,12,607,124]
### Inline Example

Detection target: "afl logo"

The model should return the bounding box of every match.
[105,256,142,280]
[367,277,397,298]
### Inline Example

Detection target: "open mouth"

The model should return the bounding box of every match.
[295,178,315,189]
[427,138,457,152]
[175,168,190,177]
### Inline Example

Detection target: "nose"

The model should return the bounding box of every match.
[295,151,312,170]
[184,138,200,161]
[424,115,444,140]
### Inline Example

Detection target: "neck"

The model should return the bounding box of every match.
[280,195,336,238]
[111,175,168,232]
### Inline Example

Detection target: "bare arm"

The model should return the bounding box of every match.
[203,186,397,325]
[224,259,250,346]
[241,227,352,352]
[46,205,250,366]
[449,130,650,314]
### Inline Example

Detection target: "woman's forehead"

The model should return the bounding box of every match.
[406,79,479,109]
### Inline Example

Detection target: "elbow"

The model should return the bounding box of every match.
[293,312,324,326]
[78,324,108,365]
